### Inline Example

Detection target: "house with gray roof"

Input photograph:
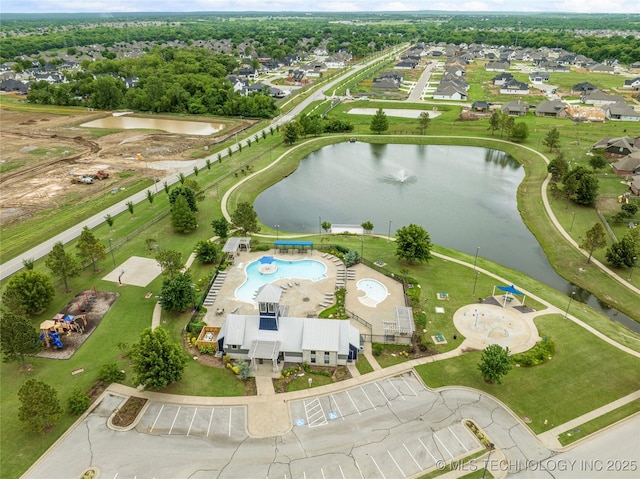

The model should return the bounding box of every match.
[611,152,640,176]
[217,284,360,371]
[603,102,640,122]
[500,79,529,95]
[492,72,513,86]
[534,99,568,118]
[592,136,640,158]
[486,61,510,72]
[502,100,530,116]
[529,72,550,82]
[623,78,640,90]
[581,89,625,106]
[433,82,467,100]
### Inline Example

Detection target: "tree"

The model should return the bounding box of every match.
[155,249,183,278]
[205,159,212,170]
[361,221,374,233]
[563,166,599,206]
[146,189,154,205]
[104,213,114,228]
[22,258,35,270]
[159,272,194,312]
[76,226,106,273]
[46,241,80,292]
[231,201,260,235]
[211,217,230,238]
[542,127,560,152]
[478,344,512,384]
[606,229,639,268]
[130,327,188,390]
[370,107,388,134]
[194,240,220,264]
[501,114,514,140]
[178,172,186,184]
[282,120,303,145]
[321,221,332,232]
[510,121,529,143]
[0,309,41,367]
[488,111,500,136]
[621,204,638,217]
[169,186,198,212]
[171,194,198,233]
[2,271,54,314]
[580,223,608,264]
[395,224,433,263]
[183,179,205,202]
[547,152,569,182]
[126,201,134,216]
[589,150,608,171]
[67,388,90,415]
[418,111,431,134]
[18,379,63,433]
[193,165,199,176]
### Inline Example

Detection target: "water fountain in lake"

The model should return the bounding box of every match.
[380,168,418,185]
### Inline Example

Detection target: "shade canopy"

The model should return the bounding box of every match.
[497,284,524,295]
[259,255,275,264]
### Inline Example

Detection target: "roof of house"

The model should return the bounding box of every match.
[612,152,640,172]
[255,283,283,304]
[535,99,567,114]
[604,102,639,117]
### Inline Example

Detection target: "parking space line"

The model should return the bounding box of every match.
[168,406,181,435]
[371,456,387,479]
[113,474,118,479]
[386,378,405,401]
[388,450,406,477]
[360,386,376,410]
[449,426,468,451]
[404,443,422,470]
[321,467,326,479]
[400,376,418,396]
[207,408,214,437]
[375,382,390,403]
[434,432,453,459]
[419,437,437,462]
[228,408,231,437]
[329,395,344,420]
[187,408,198,436]
[339,464,346,479]
[150,404,164,433]
[355,460,365,479]
[345,391,361,415]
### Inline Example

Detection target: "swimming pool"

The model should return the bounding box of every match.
[357,278,389,307]
[235,258,327,303]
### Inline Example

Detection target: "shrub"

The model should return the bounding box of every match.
[252,243,271,252]
[98,363,125,383]
[511,338,555,367]
[186,320,206,336]
[372,343,383,356]
[238,360,251,379]
[67,388,90,415]
[415,311,427,330]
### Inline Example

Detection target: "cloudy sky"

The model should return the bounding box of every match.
[2,1,639,14]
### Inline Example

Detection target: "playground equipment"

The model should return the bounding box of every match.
[77,287,97,313]
[39,320,63,349]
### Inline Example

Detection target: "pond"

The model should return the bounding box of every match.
[254,142,638,332]
[80,115,223,135]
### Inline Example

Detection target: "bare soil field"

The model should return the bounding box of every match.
[0,104,238,227]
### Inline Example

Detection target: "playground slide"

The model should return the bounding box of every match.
[49,331,64,349]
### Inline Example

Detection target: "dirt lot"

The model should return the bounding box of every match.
[0,103,238,226]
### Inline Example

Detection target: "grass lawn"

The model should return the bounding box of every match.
[285,372,334,392]
[415,314,640,435]
[557,398,640,446]
[355,354,374,374]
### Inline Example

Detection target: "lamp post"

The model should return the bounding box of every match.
[108,238,116,267]
[630,256,637,281]
[388,220,392,242]
[275,225,279,240]
[564,291,576,319]
[569,212,576,233]
[481,443,495,479]
[360,237,364,261]
[473,246,480,270]
[472,271,480,297]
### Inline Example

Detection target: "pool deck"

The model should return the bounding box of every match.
[202,251,406,339]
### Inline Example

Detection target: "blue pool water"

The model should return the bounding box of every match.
[235,258,327,303]
[357,279,389,306]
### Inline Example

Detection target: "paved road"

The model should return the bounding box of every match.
[408,60,437,102]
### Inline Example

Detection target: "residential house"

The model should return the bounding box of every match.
[535,61,570,72]
[501,100,530,116]
[238,67,259,79]
[500,79,529,95]
[325,52,352,69]
[0,79,29,94]
[534,100,568,118]
[217,284,360,371]
[592,136,640,158]
[529,72,550,82]
[572,82,598,94]
[623,78,640,90]
[433,82,467,100]
[492,72,513,86]
[227,75,249,93]
[603,102,640,122]
[611,152,640,175]
[588,63,616,74]
[470,100,491,112]
[581,89,625,106]
[395,59,418,69]
[372,77,400,91]
[630,176,640,196]
[486,61,510,72]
